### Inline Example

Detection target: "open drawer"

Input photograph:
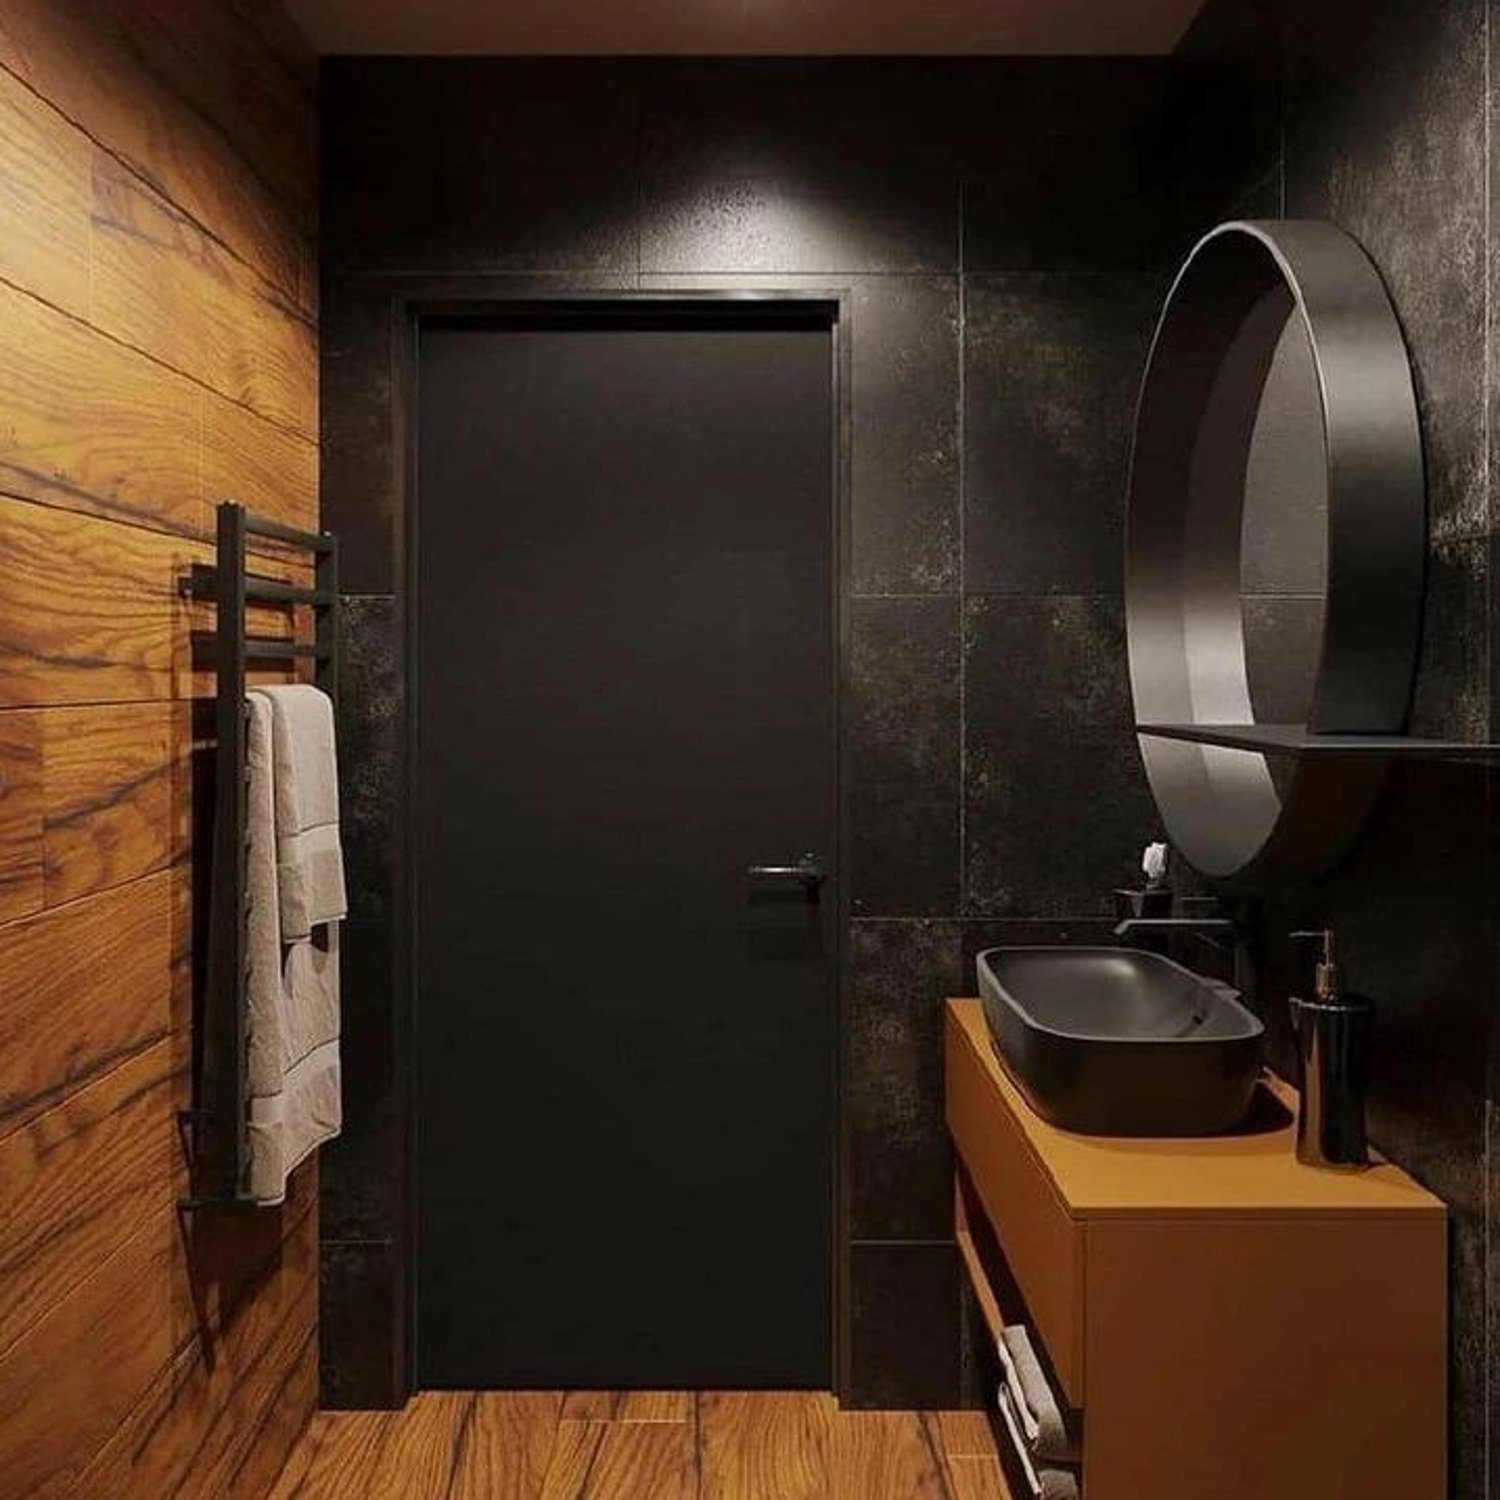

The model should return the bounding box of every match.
[947,1004,1085,1402]
[956,1170,1084,1498]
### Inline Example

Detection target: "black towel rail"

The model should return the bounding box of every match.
[180,500,340,1211]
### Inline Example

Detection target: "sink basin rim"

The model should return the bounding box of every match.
[976,945,1265,1045]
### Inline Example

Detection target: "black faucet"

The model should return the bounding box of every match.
[1113,908,1256,998]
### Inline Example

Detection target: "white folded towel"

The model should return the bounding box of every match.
[998,1386,1080,1500]
[243,691,343,1205]
[998,1323,1080,1465]
[255,684,347,940]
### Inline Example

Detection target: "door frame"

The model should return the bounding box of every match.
[393,288,854,1397]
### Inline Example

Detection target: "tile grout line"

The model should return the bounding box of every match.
[957,176,969,924]
[1484,8,1493,1493]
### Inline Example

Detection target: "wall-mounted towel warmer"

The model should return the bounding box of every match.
[180,501,340,1210]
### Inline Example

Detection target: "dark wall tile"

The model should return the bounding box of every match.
[957,1276,998,1410]
[963,274,1160,595]
[960,61,1170,273]
[1166,0,1284,241]
[958,918,1120,993]
[1409,534,1489,743]
[1255,758,1492,1500]
[322,918,399,1243]
[1284,0,1487,541]
[849,598,960,916]
[847,921,962,1240]
[964,596,1159,916]
[320,1239,405,1409]
[322,280,397,594]
[639,61,959,274]
[323,59,639,274]
[850,277,960,594]
[339,596,402,923]
[846,1242,960,1408]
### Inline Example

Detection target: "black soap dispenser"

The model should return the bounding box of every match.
[1289,929,1370,1170]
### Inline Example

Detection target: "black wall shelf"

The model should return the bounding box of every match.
[1136,722,1500,761]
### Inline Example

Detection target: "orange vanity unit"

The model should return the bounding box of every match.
[945,998,1447,1499]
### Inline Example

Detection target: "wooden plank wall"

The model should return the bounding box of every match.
[0,1,321,1496]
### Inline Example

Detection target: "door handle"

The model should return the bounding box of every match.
[746,854,826,892]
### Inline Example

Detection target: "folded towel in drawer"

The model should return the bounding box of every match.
[997,1386,1081,1500]
[997,1323,1080,1465]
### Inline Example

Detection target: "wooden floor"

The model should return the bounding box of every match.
[267,1390,1012,1499]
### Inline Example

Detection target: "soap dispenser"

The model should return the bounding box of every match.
[1289,929,1370,1170]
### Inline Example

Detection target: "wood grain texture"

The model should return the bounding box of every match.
[0,495,309,710]
[0,1037,177,1357]
[0,495,186,707]
[224,0,319,98]
[41,702,183,906]
[270,1393,1007,1500]
[828,1412,949,1500]
[0,871,174,1129]
[0,0,314,309]
[698,1390,835,1500]
[0,1211,178,1498]
[927,1410,998,1460]
[0,278,204,537]
[68,1178,320,1500]
[0,0,318,1494]
[91,149,317,438]
[115,0,318,226]
[0,711,42,921]
[571,1423,697,1500]
[0,63,90,318]
[205,388,319,534]
[559,1391,694,1423]
[943,1455,1013,1500]
[450,1393,564,1500]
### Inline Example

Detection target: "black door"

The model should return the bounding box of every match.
[414,307,837,1388]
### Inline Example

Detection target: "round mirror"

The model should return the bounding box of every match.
[1125,220,1424,884]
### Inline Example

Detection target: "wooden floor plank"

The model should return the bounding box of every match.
[927,1409,1001,1460]
[570,1422,697,1500]
[698,1390,835,1500]
[449,1391,562,1500]
[944,1454,1016,1500]
[617,1390,693,1422]
[268,1392,1006,1500]
[364,1390,472,1499]
[828,1410,950,1500]
[539,1420,607,1500]
[559,1391,622,1421]
[265,1410,391,1500]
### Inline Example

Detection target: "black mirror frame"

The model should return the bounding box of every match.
[1125,220,1425,884]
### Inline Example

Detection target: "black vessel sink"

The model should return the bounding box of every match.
[977,947,1266,1136]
